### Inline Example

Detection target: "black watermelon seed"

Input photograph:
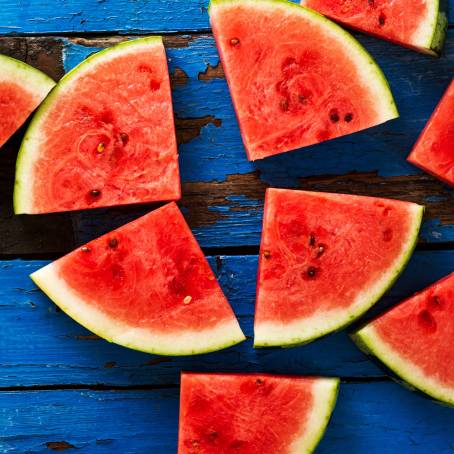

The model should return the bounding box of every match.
[307,266,317,278]
[120,132,129,145]
[108,238,118,249]
[90,189,101,198]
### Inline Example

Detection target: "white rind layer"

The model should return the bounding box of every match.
[411,0,444,53]
[31,261,246,356]
[254,201,424,347]
[352,325,454,406]
[14,36,163,215]
[0,54,55,99]
[289,378,339,454]
[210,0,398,128]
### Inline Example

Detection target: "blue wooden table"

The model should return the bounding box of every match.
[1,1,454,453]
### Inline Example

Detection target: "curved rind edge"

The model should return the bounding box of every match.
[0,53,56,91]
[13,36,164,215]
[254,204,424,348]
[30,263,246,357]
[351,326,454,407]
[208,0,398,122]
[302,378,340,454]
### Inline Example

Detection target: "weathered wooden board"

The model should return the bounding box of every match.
[1,0,453,34]
[2,382,454,453]
[0,32,453,254]
[2,250,452,388]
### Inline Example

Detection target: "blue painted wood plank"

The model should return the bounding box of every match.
[1,0,453,34]
[1,250,453,387]
[60,32,454,247]
[2,382,454,453]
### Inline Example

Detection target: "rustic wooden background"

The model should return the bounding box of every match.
[1,1,454,452]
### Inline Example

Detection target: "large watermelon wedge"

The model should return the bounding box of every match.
[30,203,245,356]
[178,372,339,453]
[352,272,454,406]
[209,0,398,161]
[254,188,423,347]
[301,0,447,56]
[14,37,180,214]
[0,54,55,148]
[408,79,454,187]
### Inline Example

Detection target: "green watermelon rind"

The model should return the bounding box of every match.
[422,0,447,55]
[254,203,424,348]
[30,262,246,357]
[299,378,340,454]
[209,0,398,124]
[351,323,454,407]
[13,36,164,215]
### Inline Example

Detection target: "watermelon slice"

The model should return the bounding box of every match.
[30,203,245,356]
[14,37,180,215]
[178,372,339,453]
[254,188,424,347]
[0,54,55,149]
[407,79,454,187]
[352,272,454,406]
[301,0,447,56]
[209,0,398,161]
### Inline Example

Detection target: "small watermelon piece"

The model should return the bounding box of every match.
[178,372,339,454]
[254,188,424,347]
[209,0,398,161]
[352,272,454,406]
[30,203,245,356]
[0,54,55,148]
[14,37,180,214]
[301,0,447,56]
[407,79,454,187]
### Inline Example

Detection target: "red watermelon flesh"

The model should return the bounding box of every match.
[352,272,454,405]
[301,0,446,55]
[178,373,339,454]
[209,0,398,161]
[30,203,245,356]
[14,37,180,214]
[0,55,55,148]
[407,79,454,187]
[254,188,423,347]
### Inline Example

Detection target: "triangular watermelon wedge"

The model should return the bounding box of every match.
[0,54,55,148]
[209,0,398,161]
[352,272,454,406]
[301,0,447,56]
[254,188,423,347]
[408,78,454,187]
[178,372,339,453]
[31,203,245,356]
[14,37,180,214]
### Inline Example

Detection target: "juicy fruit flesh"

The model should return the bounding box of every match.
[57,203,235,333]
[0,82,42,148]
[211,1,393,160]
[370,272,454,388]
[303,0,430,48]
[179,374,317,454]
[256,189,417,324]
[30,43,179,213]
[408,79,454,187]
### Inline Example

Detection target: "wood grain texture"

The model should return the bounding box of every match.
[0,0,453,34]
[2,382,454,453]
[2,250,453,387]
